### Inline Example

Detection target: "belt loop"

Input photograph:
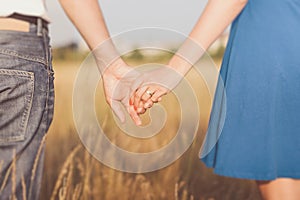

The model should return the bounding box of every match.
[42,27,49,67]
[37,18,43,36]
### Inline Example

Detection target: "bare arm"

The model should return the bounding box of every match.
[58,0,109,49]
[58,0,142,125]
[170,0,248,75]
[58,0,128,74]
[133,0,249,111]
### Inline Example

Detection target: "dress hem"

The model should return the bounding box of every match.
[201,159,300,181]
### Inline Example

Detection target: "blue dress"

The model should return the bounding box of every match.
[200,0,300,180]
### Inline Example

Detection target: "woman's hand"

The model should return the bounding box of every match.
[131,66,184,114]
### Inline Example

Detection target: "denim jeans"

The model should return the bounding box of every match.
[0,21,54,199]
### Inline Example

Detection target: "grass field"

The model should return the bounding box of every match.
[40,50,262,200]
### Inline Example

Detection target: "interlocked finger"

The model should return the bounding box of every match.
[150,89,168,103]
[134,86,149,109]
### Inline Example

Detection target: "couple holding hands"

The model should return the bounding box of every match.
[1,0,300,199]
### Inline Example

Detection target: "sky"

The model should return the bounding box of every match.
[46,0,208,48]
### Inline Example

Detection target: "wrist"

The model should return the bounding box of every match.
[103,58,130,78]
[167,55,191,76]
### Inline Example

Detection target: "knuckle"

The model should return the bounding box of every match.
[135,93,141,99]
[142,96,149,101]
[151,97,158,102]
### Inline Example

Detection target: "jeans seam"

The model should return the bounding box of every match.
[0,69,34,77]
[0,49,47,66]
[20,73,35,141]
[42,29,49,67]
[27,64,50,200]
[0,69,35,143]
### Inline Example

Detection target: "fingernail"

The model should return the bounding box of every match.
[136,120,142,126]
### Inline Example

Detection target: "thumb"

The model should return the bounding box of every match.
[122,97,142,126]
[128,105,142,126]
[111,100,126,123]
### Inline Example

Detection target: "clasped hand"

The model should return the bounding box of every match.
[102,59,183,126]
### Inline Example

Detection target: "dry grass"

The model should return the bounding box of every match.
[40,52,262,200]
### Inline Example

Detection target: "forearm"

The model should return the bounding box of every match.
[58,0,123,73]
[169,0,248,75]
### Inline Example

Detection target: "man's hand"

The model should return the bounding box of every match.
[101,59,144,125]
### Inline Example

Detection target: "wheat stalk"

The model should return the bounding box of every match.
[58,177,67,200]
[0,160,3,180]
[65,155,75,200]
[21,175,27,200]
[11,150,17,200]
[82,148,93,200]
[72,183,83,200]
[0,159,12,192]
[50,145,81,200]
[175,182,179,200]
[28,135,47,199]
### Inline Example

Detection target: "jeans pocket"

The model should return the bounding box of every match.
[0,69,34,144]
